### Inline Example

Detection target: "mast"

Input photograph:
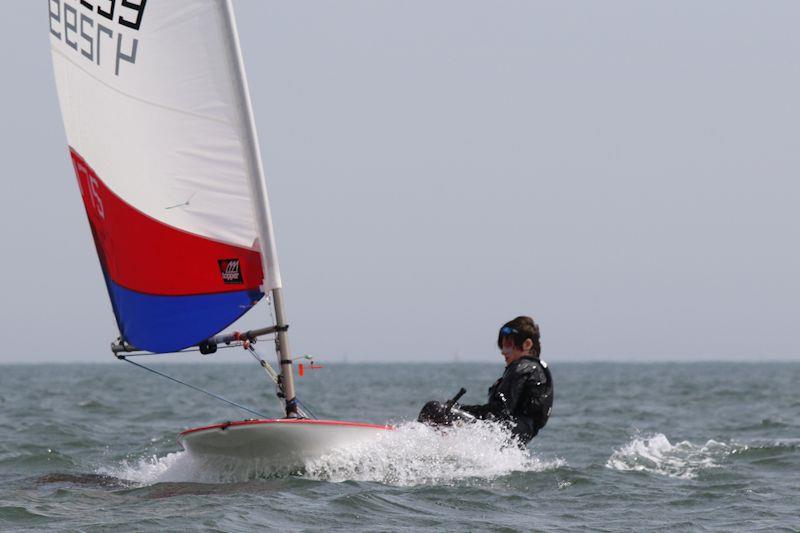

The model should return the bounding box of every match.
[220,1,298,416]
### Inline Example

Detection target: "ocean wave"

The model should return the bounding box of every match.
[0,506,49,523]
[0,448,77,470]
[607,434,800,480]
[723,417,795,431]
[75,399,115,414]
[98,421,564,486]
[605,433,733,479]
[33,473,128,489]
[726,439,800,462]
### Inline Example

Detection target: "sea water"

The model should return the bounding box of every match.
[0,362,798,531]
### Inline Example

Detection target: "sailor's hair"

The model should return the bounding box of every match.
[497,316,541,357]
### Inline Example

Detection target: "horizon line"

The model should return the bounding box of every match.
[1,357,797,366]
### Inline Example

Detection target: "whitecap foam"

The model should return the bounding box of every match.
[98,421,564,486]
[606,433,732,479]
[302,421,564,486]
[98,450,198,485]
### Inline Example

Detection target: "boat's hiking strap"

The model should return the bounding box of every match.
[120,357,269,419]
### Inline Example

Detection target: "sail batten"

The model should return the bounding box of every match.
[50,0,275,352]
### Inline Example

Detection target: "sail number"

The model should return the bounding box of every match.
[77,0,148,31]
[72,157,105,220]
[49,0,148,77]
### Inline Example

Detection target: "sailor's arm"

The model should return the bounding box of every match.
[460,378,503,419]
[459,401,492,419]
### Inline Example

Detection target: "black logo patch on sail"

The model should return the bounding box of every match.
[218,258,243,284]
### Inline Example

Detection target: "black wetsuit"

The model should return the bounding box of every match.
[461,356,553,444]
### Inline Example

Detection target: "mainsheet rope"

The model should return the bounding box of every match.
[120,357,269,419]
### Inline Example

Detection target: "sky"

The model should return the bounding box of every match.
[1,1,798,364]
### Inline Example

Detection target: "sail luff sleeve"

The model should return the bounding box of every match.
[219,0,284,292]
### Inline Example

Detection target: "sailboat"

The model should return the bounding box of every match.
[49,0,390,462]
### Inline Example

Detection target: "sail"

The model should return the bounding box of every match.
[49,0,280,353]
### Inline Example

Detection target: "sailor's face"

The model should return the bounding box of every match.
[501,338,524,365]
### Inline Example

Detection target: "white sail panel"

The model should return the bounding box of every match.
[49,0,265,251]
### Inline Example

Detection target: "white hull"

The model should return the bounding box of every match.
[178,419,392,462]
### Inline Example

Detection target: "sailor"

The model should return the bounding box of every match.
[418,316,553,445]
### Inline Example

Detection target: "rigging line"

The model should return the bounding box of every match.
[120,357,269,419]
[266,293,277,339]
[246,346,280,383]
[296,398,318,420]
[246,346,315,419]
[246,347,285,415]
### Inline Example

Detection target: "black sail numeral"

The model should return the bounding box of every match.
[96,0,115,20]
[118,0,147,30]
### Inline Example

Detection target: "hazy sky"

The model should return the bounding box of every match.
[1,1,798,363]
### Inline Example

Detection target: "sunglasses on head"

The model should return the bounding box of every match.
[500,326,518,336]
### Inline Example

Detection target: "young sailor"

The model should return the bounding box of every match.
[418,316,553,445]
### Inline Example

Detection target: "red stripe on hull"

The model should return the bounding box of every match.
[70,148,263,295]
[179,419,395,436]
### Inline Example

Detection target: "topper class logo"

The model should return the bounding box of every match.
[218,259,243,284]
